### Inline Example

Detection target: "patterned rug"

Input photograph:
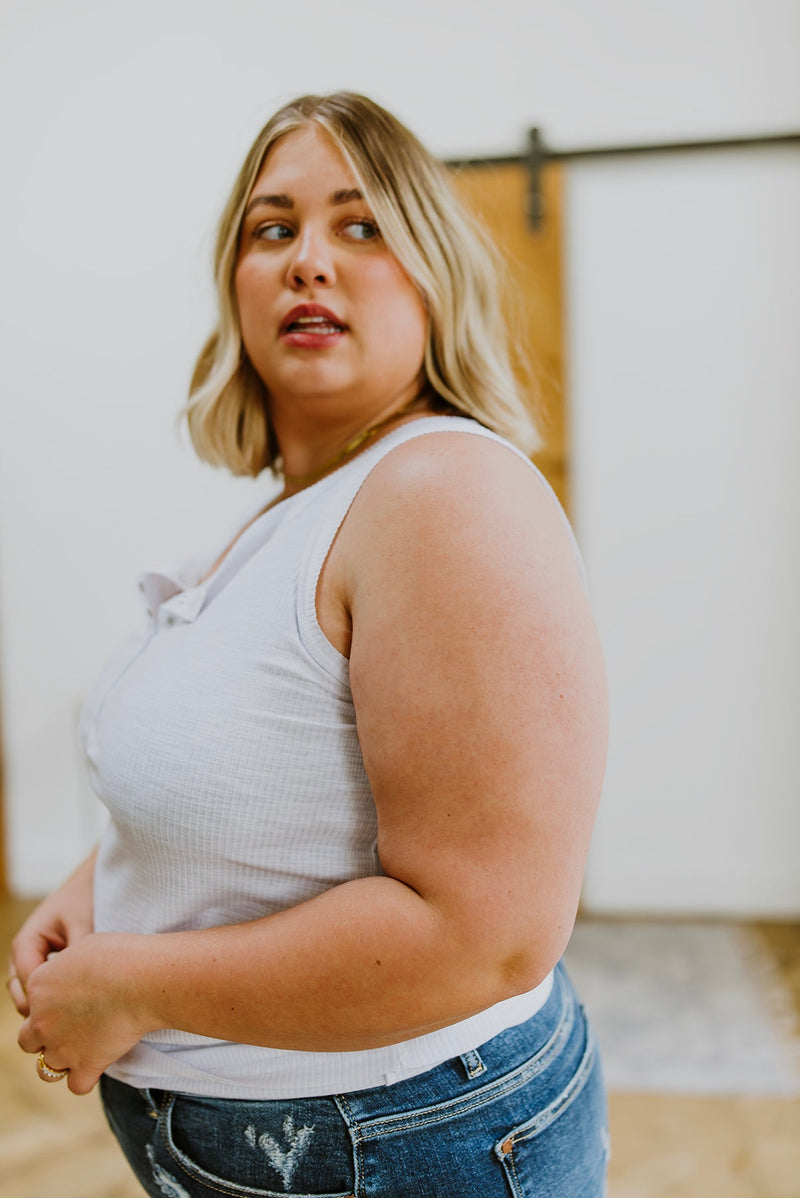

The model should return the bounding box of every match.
[563,920,800,1095]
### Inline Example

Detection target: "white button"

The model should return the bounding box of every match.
[165,614,176,626]
[138,581,145,592]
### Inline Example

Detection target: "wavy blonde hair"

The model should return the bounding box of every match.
[186,92,542,476]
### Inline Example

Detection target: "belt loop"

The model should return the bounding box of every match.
[459,1048,487,1079]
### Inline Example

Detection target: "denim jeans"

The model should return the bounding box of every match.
[100,962,608,1197]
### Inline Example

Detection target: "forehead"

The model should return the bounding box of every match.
[251,124,357,196]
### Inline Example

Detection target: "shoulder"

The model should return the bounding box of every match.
[341,425,584,594]
[364,423,534,501]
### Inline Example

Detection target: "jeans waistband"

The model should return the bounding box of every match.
[338,961,576,1128]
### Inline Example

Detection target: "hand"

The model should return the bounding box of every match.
[17,932,146,1095]
[8,850,96,1017]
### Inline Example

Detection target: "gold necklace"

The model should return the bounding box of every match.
[282,396,423,488]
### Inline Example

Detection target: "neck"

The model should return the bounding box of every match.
[277,391,430,492]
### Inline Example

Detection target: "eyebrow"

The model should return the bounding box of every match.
[243,188,364,217]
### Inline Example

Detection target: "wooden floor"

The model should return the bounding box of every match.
[2,899,799,1198]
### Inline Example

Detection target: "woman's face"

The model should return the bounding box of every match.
[235,125,428,430]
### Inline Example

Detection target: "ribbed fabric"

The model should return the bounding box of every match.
[82,417,581,1099]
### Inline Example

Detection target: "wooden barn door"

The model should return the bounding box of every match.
[448,162,569,512]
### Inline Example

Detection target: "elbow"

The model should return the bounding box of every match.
[437,893,580,1012]
[494,922,576,1002]
[497,950,555,1002]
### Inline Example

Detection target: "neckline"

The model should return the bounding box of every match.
[157,413,475,607]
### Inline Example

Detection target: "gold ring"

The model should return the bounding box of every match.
[37,1051,69,1082]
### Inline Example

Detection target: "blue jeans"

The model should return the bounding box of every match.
[100,962,608,1197]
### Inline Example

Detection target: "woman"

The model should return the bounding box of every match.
[9,92,609,1196]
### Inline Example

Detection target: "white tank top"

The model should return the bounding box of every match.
[83,417,579,1099]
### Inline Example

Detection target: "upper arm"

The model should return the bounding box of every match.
[338,433,608,985]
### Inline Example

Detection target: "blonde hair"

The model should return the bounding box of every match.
[186,92,542,476]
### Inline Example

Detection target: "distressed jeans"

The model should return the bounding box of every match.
[100,962,609,1197]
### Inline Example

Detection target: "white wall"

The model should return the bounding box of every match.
[569,148,800,915]
[1,0,799,909]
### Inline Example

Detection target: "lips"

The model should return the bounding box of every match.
[280,304,347,336]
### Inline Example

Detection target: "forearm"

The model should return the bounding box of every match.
[117,875,543,1052]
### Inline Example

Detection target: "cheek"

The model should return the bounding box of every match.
[234,261,273,336]
[366,263,428,355]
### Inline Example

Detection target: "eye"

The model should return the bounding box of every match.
[343,218,380,242]
[253,223,294,242]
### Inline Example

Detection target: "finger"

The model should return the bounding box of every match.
[67,1066,100,1096]
[36,1052,71,1084]
[17,1017,44,1055]
[6,974,29,1016]
[12,936,56,991]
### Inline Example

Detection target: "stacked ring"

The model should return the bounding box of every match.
[37,1051,70,1082]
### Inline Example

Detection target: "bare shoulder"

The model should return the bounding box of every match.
[338,428,585,599]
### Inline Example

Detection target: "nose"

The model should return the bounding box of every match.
[286,225,336,289]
